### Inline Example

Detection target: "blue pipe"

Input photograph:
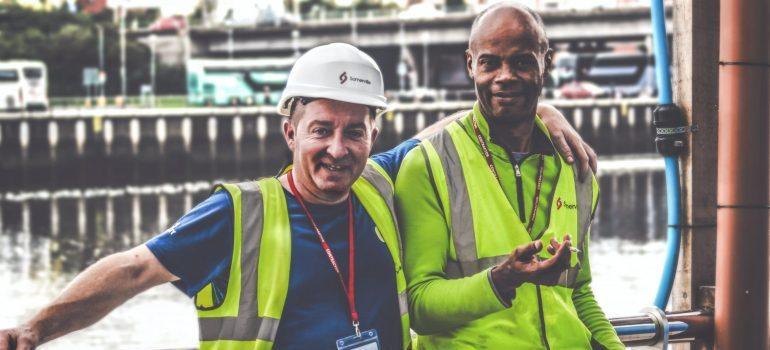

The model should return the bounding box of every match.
[650,0,681,309]
[615,324,658,337]
[655,157,681,308]
[614,321,689,336]
[651,0,673,105]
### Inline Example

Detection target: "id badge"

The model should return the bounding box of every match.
[336,329,380,350]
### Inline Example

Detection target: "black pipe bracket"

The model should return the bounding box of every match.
[653,104,689,156]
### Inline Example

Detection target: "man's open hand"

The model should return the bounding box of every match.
[490,235,573,297]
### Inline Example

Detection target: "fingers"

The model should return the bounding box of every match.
[546,238,560,255]
[552,132,575,164]
[554,127,590,181]
[555,238,572,266]
[0,330,17,350]
[0,328,40,350]
[16,334,36,350]
[541,236,572,266]
[512,241,543,261]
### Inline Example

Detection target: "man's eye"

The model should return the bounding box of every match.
[313,128,330,136]
[346,130,364,139]
[480,58,498,67]
[514,58,536,69]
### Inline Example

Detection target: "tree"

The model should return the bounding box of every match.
[0,4,169,97]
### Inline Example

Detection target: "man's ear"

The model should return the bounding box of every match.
[465,49,474,79]
[543,48,554,77]
[282,119,296,151]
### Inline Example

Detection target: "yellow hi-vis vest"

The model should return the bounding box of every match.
[416,118,600,349]
[194,161,410,350]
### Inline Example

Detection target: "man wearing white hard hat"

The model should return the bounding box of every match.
[0,43,594,350]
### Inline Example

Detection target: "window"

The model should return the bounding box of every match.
[0,70,19,82]
[23,68,43,79]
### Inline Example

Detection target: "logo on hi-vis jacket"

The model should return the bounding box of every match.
[556,197,577,210]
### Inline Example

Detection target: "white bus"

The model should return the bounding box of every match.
[0,60,49,111]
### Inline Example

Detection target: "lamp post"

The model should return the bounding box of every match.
[226,18,234,60]
[95,23,105,101]
[119,5,127,102]
[421,31,430,88]
[96,24,104,71]
[149,33,157,107]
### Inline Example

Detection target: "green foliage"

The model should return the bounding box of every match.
[0,4,185,96]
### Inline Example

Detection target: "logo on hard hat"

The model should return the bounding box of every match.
[339,71,371,86]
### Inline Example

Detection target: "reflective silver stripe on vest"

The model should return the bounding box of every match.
[360,164,409,317]
[425,128,478,277]
[199,316,279,341]
[426,129,594,286]
[360,164,396,225]
[398,291,409,317]
[199,181,277,342]
[556,164,593,287]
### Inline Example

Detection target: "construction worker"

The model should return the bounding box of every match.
[0,43,594,350]
[395,3,624,350]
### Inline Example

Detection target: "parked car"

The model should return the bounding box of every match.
[584,52,657,98]
[148,15,186,32]
[557,81,606,99]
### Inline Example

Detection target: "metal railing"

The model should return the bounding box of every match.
[3,97,657,120]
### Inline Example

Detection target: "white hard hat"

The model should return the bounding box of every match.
[277,43,387,116]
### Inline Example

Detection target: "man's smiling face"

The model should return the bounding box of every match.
[466,5,552,124]
[283,98,378,203]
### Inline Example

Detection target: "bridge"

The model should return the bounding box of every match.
[186,6,671,57]
[130,6,671,89]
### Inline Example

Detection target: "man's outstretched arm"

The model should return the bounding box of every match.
[0,245,176,350]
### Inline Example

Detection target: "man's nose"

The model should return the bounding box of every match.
[326,133,349,159]
[495,63,518,83]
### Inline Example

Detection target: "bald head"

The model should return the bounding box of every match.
[469,2,548,54]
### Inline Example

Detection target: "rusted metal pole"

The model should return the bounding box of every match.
[715,0,769,347]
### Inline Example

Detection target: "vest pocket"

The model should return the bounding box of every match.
[195,278,228,310]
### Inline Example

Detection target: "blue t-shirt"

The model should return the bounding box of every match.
[146,139,419,350]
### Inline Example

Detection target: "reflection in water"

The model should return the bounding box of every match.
[0,157,667,349]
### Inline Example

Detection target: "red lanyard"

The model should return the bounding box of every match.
[287,171,361,336]
[470,113,545,233]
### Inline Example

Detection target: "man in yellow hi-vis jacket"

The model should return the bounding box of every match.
[395,3,624,350]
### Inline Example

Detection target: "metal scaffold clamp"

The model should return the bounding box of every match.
[653,104,690,156]
[642,306,670,349]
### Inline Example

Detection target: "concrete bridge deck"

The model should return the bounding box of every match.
[181,6,671,56]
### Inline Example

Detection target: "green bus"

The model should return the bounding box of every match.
[186,57,295,106]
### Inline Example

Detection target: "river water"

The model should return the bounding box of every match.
[0,155,668,350]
